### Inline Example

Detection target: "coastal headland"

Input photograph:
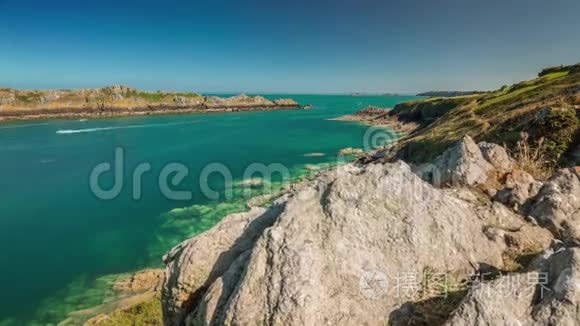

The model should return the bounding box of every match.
[0,85,300,121]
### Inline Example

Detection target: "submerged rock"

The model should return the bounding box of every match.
[162,161,549,325]
[339,147,364,155]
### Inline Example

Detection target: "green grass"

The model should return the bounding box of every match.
[134,92,166,102]
[94,296,162,326]
[541,70,569,80]
[477,84,540,111]
[394,64,580,165]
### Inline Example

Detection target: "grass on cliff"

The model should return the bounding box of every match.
[93,296,162,326]
[395,63,580,169]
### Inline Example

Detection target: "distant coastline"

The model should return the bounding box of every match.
[0,85,300,122]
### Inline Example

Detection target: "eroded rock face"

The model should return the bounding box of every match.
[162,161,550,325]
[526,168,580,245]
[447,248,580,325]
[431,136,494,186]
[162,206,282,325]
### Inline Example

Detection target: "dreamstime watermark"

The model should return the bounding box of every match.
[86,126,456,203]
[89,147,298,201]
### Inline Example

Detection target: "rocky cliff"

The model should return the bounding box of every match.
[0,86,299,121]
[161,134,580,325]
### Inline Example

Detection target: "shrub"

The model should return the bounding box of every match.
[511,133,552,179]
[531,107,578,160]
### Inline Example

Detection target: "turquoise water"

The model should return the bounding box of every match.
[0,95,416,324]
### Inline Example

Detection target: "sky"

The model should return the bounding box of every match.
[1,0,579,94]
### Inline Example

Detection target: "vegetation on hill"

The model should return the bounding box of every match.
[392,63,580,167]
[416,91,486,97]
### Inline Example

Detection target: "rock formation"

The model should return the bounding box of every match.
[162,158,552,325]
[0,86,300,121]
[447,247,580,325]
[525,168,580,245]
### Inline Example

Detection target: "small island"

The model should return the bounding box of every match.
[0,85,300,121]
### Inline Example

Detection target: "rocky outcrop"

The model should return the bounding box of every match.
[447,247,580,325]
[525,168,580,245]
[478,141,514,173]
[113,269,165,294]
[496,169,543,209]
[162,206,283,325]
[204,94,276,108]
[103,85,136,100]
[273,98,299,106]
[0,92,15,106]
[162,161,550,325]
[430,136,495,186]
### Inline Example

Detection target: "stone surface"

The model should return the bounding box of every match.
[162,161,550,325]
[273,98,299,106]
[162,206,282,325]
[338,147,364,155]
[431,136,495,186]
[447,248,580,325]
[113,269,165,294]
[526,168,580,245]
[496,169,543,209]
[204,94,275,108]
[478,141,514,173]
[0,92,15,106]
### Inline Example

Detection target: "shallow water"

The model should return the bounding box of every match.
[0,94,417,324]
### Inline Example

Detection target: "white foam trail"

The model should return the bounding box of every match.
[56,121,197,134]
[0,123,49,130]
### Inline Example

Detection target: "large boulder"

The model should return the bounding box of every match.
[162,206,282,325]
[478,141,514,173]
[525,168,580,245]
[430,136,495,187]
[162,161,549,325]
[447,247,580,325]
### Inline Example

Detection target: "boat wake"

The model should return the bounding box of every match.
[56,121,197,134]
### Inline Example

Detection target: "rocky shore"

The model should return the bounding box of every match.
[0,85,300,121]
[332,106,419,134]
[161,135,580,325]
[156,64,579,325]
[79,63,579,325]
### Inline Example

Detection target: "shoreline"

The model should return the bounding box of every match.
[0,85,301,122]
[58,156,362,325]
[0,104,301,122]
[330,107,419,134]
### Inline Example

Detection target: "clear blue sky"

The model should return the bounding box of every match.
[1,0,579,94]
